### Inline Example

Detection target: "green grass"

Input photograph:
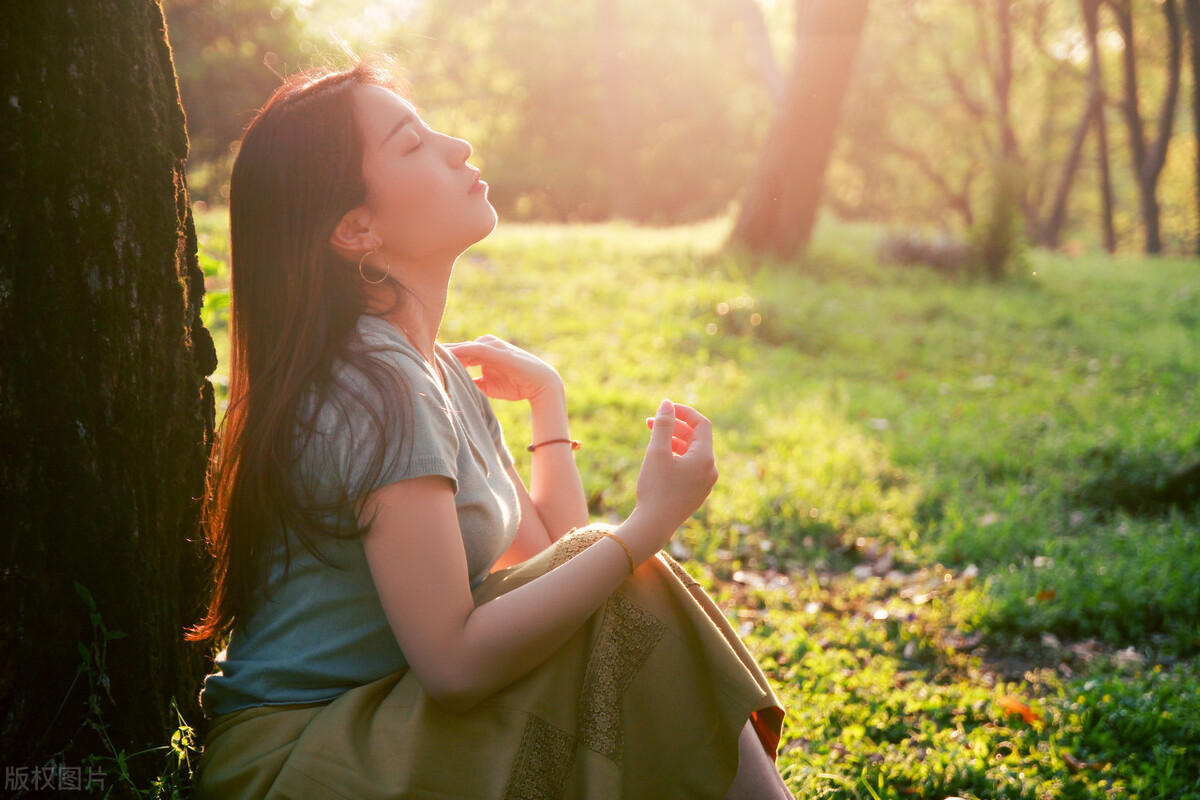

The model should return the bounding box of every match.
[195,207,1200,799]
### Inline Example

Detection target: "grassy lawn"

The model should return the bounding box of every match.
[197,206,1200,799]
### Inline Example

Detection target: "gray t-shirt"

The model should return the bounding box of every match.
[199,314,521,718]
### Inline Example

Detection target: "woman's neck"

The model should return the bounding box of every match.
[380,270,449,367]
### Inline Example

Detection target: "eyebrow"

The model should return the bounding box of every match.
[380,114,418,148]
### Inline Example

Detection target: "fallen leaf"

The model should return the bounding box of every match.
[997,695,1041,724]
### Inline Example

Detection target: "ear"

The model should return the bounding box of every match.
[329,206,378,262]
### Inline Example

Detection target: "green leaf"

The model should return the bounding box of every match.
[74,580,96,612]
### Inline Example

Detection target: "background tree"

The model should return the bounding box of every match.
[1183,0,1200,255]
[729,0,872,260]
[1084,0,1119,252]
[1107,0,1183,254]
[166,0,775,225]
[0,0,215,790]
[595,0,641,219]
[844,2,1095,245]
[724,0,785,104]
[163,0,307,204]
[163,0,1200,253]
[827,0,1197,254]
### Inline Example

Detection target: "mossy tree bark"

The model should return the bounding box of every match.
[0,0,215,790]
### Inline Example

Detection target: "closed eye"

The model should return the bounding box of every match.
[402,120,436,152]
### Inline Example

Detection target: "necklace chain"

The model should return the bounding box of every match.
[395,321,445,390]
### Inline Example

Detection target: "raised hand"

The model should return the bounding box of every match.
[444,335,563,404]
[632,399,718,540]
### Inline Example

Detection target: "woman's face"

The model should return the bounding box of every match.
[350,83,497,265]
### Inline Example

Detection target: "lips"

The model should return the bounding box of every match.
[469,170,486,194]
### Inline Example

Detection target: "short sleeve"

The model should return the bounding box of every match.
[303,348,460,514]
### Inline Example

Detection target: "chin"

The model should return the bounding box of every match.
[471,203,499,241]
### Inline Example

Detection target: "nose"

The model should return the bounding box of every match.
[449,134,471,164]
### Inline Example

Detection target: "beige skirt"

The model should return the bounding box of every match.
[193,524,786,799]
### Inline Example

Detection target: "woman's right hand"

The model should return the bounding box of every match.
[627,399,718,554]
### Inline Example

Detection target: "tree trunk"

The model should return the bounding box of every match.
[733,0,784,105]
[1142,0,1183,255]
[595,0,640,220]
[1040,89,1098,249]
[1109,0,1183,254]
[1184,0,1200,256]
[729,0,871,260]
[1084,0,1117,253]
[0,0,215,792]
[992,0,1020,160]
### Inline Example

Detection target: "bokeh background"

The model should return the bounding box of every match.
[167,0,1200,253]
[173,2,1200,797]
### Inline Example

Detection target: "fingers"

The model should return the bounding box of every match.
[446,340,515,375]
[647,403,711,456]
[645,416,695,441]
[646,399,676,456]
[648,402,710,460]
[443,341,481,367]
[645,403,712,461]
[445,336,530,370]
[671,403,714,463]
[445,334,505,351]
[667,402,711,432]
[648,420,695,455]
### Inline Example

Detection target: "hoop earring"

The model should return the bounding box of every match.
[358,248,391,284]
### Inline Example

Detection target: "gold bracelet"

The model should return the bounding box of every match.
[599,531,636,577]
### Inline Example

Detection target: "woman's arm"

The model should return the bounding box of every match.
[445,336,588,541]
[361,400,717,714]
[524,384,589,541]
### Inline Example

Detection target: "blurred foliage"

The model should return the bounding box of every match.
[164,0,308,201]
[166,0,1199,251]
[876,229,973,275]
[834,0,1197,253]
[395,0,773,223]
[166,0,773,221]
[967,155,1032,281]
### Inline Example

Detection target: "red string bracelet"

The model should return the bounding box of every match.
[527,438,582,453]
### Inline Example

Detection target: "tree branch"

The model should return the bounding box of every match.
[882,140,976,226]
[1143,0,1183,184]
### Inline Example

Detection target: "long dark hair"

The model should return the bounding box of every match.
[185,53,417,646]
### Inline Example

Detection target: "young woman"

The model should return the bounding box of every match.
[187,53,789,799]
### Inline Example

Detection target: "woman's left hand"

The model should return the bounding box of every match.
[444,335,563,404]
